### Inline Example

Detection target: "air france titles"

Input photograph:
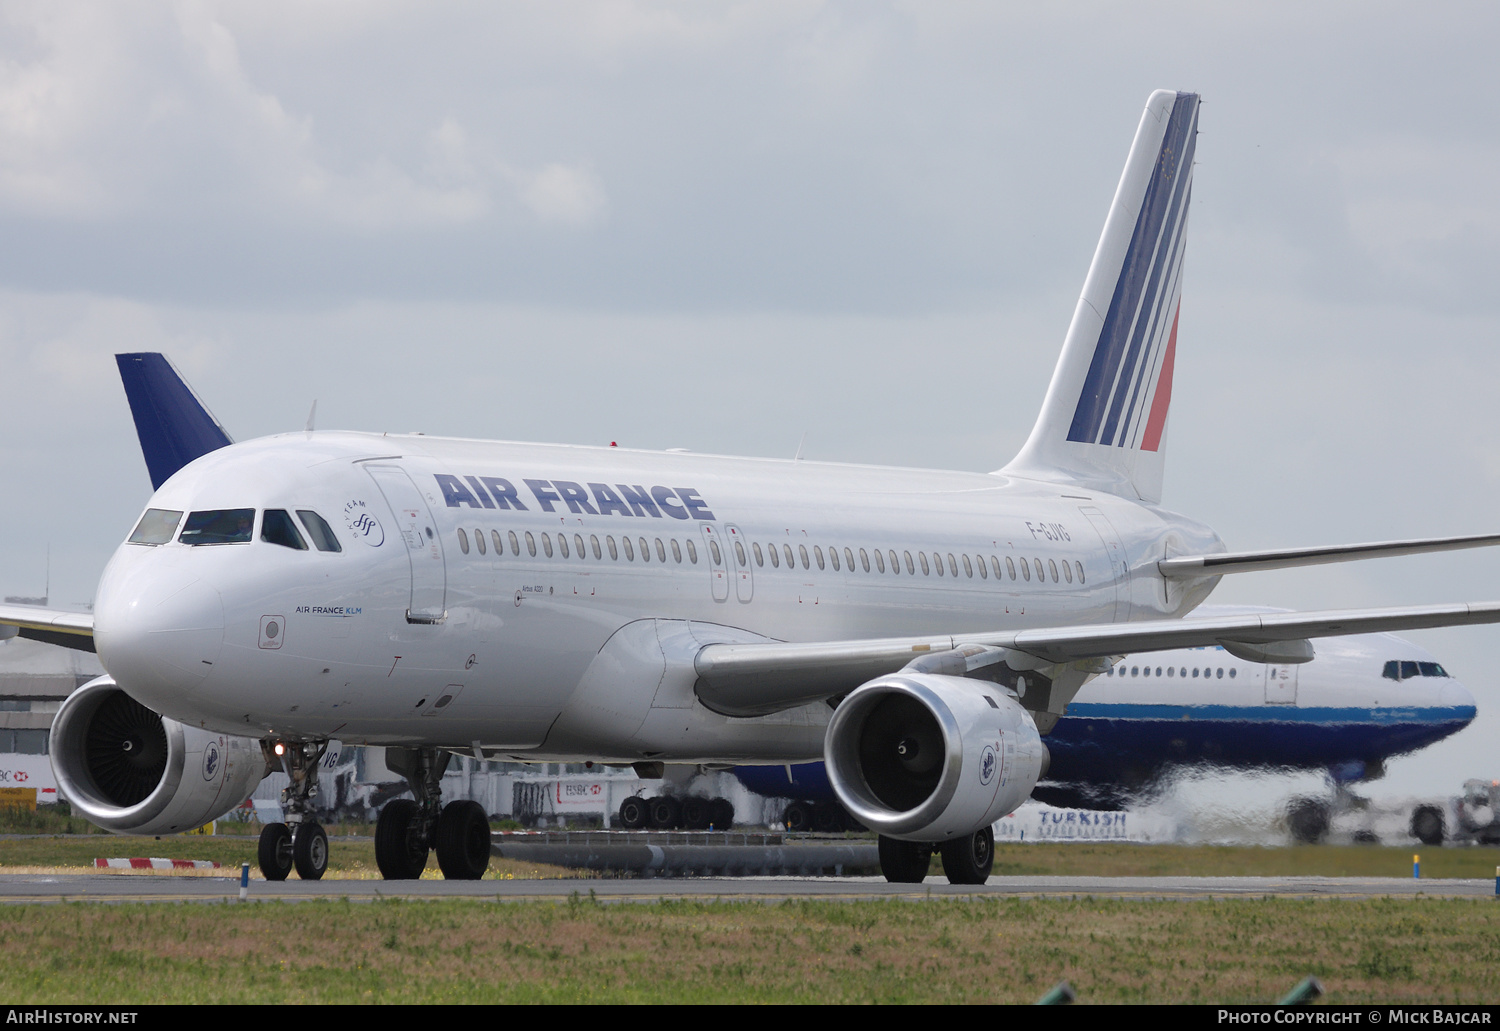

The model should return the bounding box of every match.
[433,475,716,522]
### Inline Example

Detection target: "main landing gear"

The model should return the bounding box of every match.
[877,827,994,885]
[375,747,493,880]
[257,740,331,882]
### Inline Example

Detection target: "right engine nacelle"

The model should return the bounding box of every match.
[824,673,1047,842]
[50,676,267,836]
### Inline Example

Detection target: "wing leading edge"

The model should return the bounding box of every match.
[0,604,96,653]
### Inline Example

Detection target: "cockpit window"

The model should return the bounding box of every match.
[128,509,183,545]
[261,510,308,551]
[180,509,254,545]
[1383,660,1450,681]
[296,511,342,553]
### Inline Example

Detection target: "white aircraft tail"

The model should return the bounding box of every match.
[1003,90,1199,504]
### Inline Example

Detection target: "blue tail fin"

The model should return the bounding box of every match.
[115,353,234,490]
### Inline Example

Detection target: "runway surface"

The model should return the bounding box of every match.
[0,873,1491,904]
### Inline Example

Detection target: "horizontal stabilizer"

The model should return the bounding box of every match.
[116,353,233,490]
[694,601,1500,716]
[1159,532,1500,578]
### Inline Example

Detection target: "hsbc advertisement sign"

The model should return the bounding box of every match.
[0,754,58,802]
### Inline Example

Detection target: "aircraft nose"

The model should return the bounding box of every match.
[94,551,224,708]
[1440,677,1478,722]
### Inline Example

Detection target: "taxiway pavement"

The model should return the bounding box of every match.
[0,873,1490,904]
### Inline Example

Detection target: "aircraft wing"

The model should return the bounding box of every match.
[1159,532,1500,578]
[693,601,1500,717]
[0,605,96,653]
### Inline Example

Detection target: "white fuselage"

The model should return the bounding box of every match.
[92,431,1223,760]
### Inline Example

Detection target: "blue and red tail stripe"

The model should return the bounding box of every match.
[1067,92,1198,451]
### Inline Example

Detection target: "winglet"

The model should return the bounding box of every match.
[1003,91,1199,503]
[115,353,234,490]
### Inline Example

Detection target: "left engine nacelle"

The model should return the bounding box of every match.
[50,676,267,835]
[824,673,1047,842]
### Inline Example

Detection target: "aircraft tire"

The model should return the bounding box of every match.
[436,800,491,880]
[709,797,735,830]
[648,795,681,830]
[618,796,649,830]
[1287,798,1331,844]
[1412,805,1445,846]
[940,827,994,885]
[258,823,293,882]
[293,822,328,881]
[877,835,933,883]
[376,799,429,879]
[681,797,711,830]
[783,800,813,833]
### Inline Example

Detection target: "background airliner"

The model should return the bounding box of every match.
[734,611,1476,826]
[5,90,1499,887]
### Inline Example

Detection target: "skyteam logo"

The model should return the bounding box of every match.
[1067,92,1197,453]
[343,499,384,547]
[979,745,997,786]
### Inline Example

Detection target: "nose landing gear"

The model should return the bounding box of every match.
[256,740,331,882]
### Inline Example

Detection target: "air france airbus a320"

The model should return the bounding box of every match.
[6,90,1500,886]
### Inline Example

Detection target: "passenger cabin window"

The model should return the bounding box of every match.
[262,510,308,551]
[181,509,255,546]
[296,511,342,553]
[129,508,183,545]
[455,528,470,555]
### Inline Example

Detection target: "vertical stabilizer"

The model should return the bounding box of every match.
[1002,90,1198,504]
[116,353,234,490]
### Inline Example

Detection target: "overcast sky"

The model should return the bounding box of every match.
[2,2,1497,803]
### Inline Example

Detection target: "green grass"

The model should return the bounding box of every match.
[0,895,1497,1004]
